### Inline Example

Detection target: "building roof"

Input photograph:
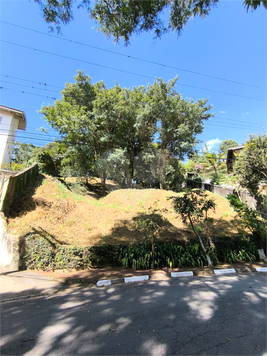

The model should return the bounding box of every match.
[0,104,27,130]
[227,145,245,151]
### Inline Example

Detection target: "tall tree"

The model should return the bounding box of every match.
[33,0,266,44]
[40,73,213,187]
[147,77,213,160]
[219,139,239,157]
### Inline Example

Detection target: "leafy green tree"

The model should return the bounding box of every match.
[203,151,225,175]
[32,141,69,176]
[234,134,267,196]
[219,139,239,157]
[183,160,196,173]
[227,194,266,260]
[171,189,216,266]
[40,72,212,187]
[33,0,266,44]
[12,141,36,164]
[147,77,213,160]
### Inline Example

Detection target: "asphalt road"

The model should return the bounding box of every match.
[1,273,266,355]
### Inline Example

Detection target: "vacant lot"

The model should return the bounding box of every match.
[7,175,247,246]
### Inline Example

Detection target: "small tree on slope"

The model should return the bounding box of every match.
[171,189,216,266]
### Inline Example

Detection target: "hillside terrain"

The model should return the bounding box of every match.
[7,174,247,246]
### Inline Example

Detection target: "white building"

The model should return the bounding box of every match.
[0,105,27,167]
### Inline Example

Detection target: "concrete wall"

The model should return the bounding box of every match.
[0,213,19,271]
[0,163,39,215]
[0,164,39,271]
[187,179,265,217]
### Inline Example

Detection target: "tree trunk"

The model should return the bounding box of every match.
[188,215,212,266]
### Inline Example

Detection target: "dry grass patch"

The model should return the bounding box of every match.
[7,175,247,246]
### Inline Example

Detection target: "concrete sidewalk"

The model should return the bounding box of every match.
[0,269,64,301]
[1,261,266,302]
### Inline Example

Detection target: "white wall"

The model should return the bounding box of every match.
[0,110,19,167]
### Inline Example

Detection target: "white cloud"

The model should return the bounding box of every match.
[206,138,222,151]
[242,112,250,115]
[218,111,227,114]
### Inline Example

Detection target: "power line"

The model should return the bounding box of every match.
[213,116,264,127]
[1,74,264,129]
[0,74,62,89]
[0,80,59,93]
[1,20,266,91]
[0,86,57,100]
[1,39,266,102]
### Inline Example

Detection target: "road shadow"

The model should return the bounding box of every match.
[1,273,266,355]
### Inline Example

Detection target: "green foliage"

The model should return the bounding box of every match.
[171,189,216,265]
[171,189,216,223]
[219,139,238,157]
[12,141,36,165]
[1,162,28,172]
[234,134,267,196]
[183,160,196,173]
[24,236,56,270]
[227,194,266,249]
[33,0,265,44]
[23,236,260,271]
[40,71,212,186]
[210,173,229,185]
[203,150,225,175]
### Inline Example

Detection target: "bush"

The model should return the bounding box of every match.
[24,236,56,270]
[23,235,260,271]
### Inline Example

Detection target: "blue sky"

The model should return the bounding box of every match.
[0,0,266,156]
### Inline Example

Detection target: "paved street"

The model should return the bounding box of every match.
[1,273,266,355]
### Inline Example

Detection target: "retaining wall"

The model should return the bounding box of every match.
[0,164,38,271]
[0,163,38,215]
[187,179,265,217]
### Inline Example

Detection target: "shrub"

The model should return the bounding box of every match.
[23,235,260,271]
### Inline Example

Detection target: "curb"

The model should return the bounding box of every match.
[96,267,267,287]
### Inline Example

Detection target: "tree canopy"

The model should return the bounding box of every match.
[33,0,267,44]
[39,71,213,187]
[234,134,267,196]
[219,139,239,157]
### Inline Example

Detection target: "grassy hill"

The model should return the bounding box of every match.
[7,174,247,247]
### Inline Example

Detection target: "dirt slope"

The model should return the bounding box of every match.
[7,175,246,246]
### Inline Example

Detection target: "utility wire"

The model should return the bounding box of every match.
[0,74,62,89]
[1,74,265,126]
[1,39,266,102]
[1,20,265,91]
[0,80,59,93]
[0,86,57,100]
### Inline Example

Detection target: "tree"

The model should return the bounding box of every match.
[203,151,225,175]
[171,189,216,266]
[40,72,212,187]
[12,141,36,164]
[33,0,266,44]
[147,77,213,160]
[227,193,267,261]
[219,139,238,157]
[234,134,267,196]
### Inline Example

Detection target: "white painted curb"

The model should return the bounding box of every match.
[171,271,193,278]
[256,267,267,272]
[124,275,149,283]
[97,279,112,287]
[214,268,236,275]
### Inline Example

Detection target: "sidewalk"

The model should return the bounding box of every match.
[1,262,266,302]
